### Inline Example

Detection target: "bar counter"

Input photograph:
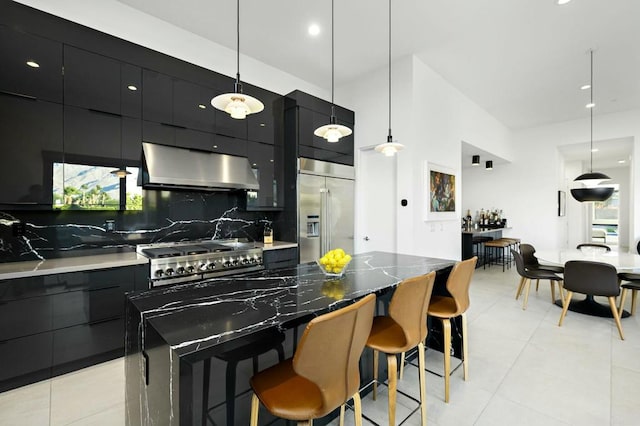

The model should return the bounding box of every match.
[124,251,456,425]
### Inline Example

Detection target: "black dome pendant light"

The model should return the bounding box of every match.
[570,49,613,203]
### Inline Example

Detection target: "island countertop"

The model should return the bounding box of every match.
[125,251,457,426]
[127,251,455,357]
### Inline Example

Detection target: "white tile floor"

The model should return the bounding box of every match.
[1,265,639,425]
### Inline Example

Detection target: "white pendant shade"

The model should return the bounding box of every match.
[375,141,404,157]
[211,92,264,120]
[111,168,131,178]
[314,123,352,143]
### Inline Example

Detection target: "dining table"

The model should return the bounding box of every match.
[535,248,640,318]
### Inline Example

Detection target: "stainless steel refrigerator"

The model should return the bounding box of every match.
[298,158,355,263]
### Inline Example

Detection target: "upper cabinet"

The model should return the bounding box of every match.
[285,90,354,166]
[0,25,62,102]
[63,46,141,117]
[142,69,216,133]
[0,94,63,207]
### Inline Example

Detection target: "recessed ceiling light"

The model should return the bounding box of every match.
[259,123,266,127]
[586,102,595,108]
[252,163,257,166]
[591,148,599,152]
[26,60,40,68]
[580,84,591,90]
[618,159,626,164]
[127,85,138,91]
[308,24,320,36]
[270,159,274,163]
[212,145,218,149]
[557,0,572,5]
[198,104,206,109]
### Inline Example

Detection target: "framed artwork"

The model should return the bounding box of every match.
[425,162,458,221]
[558,190,566,217]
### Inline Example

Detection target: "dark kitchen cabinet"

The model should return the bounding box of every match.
[0,264,146,392]
[246,86,281,145]
[246,141,280,209]
[285,91,354,166]
[173,79,216,133]
[122,117,142,162]
[0,25,63,102]
[212,134,248,157]
[263,247,298,270]
[63,105,121,160]
[0,94,62,207]
[142,120,176,147]
[63,46,121,115]
[142,69,172,124]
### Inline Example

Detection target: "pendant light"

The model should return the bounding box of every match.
[375,0,404,156]
[211,0,263,119]
[314,0,352,143]
[111,115,131,178]
[570,49,613,202]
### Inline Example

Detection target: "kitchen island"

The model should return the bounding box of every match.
[125,251,456,426]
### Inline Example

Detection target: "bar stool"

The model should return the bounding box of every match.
[427,256,477,403]
[202,327,285,426]
[501,237,521,267]
[365,272,436,426]
[483,239,511,271]
[249,294,376,426]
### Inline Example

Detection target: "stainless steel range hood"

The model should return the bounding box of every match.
[141,142,259,191]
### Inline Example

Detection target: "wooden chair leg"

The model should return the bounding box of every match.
[558,291,573,326]
[399,351,405,380]
[387,353,398,426]
[632,289,638,315]
[417,341,427,426]
[535,279,540,292]
[558,280,565,304]
[372,349,379,400]
[523,278,531,310]
[339,404,345,426]
[461,313,469,381]
[353,392,363,426]
[250,393,259,426]
[516,276,525,300]
[549,280,556,304]
[618,288,628,315]
[608,297,625,340]
[442,318,451,403]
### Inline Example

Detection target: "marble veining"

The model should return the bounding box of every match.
[124,251,456,425]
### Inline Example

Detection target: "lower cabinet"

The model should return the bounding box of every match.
[0,263,147,392]
[263,247,298,270]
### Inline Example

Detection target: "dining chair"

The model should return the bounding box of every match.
[512,249,563,309]
[520,243,564,274]
[558,260,624,340]
[366,271,436,425]
[249,293,376,426]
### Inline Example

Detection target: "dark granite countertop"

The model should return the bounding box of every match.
[127,251,455,358]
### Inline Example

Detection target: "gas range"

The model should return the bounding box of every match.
[137,239,264,288]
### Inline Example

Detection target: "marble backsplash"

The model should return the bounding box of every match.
[0,190,280,263]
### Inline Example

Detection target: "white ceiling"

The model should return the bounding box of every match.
[115,0,640,132]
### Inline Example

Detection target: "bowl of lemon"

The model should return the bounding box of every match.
[317,248,352,278]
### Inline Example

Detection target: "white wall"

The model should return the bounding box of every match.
[345,56,512,260]
[464,109,640,251]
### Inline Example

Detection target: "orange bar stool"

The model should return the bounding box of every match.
[483,239,510,271]
[365,271,436,426]
[249,293,376,426]
[427,256,477,403]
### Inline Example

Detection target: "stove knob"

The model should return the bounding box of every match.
[207,262,216,270]
[242,257,250,265]
[165,268,175,276]
[155,269,165,277]
[176,266,186,275]
[257,256,263,263]
[232,258,239,266]
[199,263,208,271]
[186,265,195,273]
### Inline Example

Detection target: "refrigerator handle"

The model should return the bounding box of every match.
[320,188,328,254]
[326,188,332,250]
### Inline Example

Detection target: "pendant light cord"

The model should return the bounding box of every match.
[235,0,242,91]
[589,49,593,173]
[330,0,336,119]
[387,0,392,141]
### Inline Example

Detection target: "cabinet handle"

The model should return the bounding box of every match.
[88,316,120,326]
[85,285,120,293]
[142,351,150,386]
[88,108,122,118]
[160,122,187,130]
[0,90,37,101]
